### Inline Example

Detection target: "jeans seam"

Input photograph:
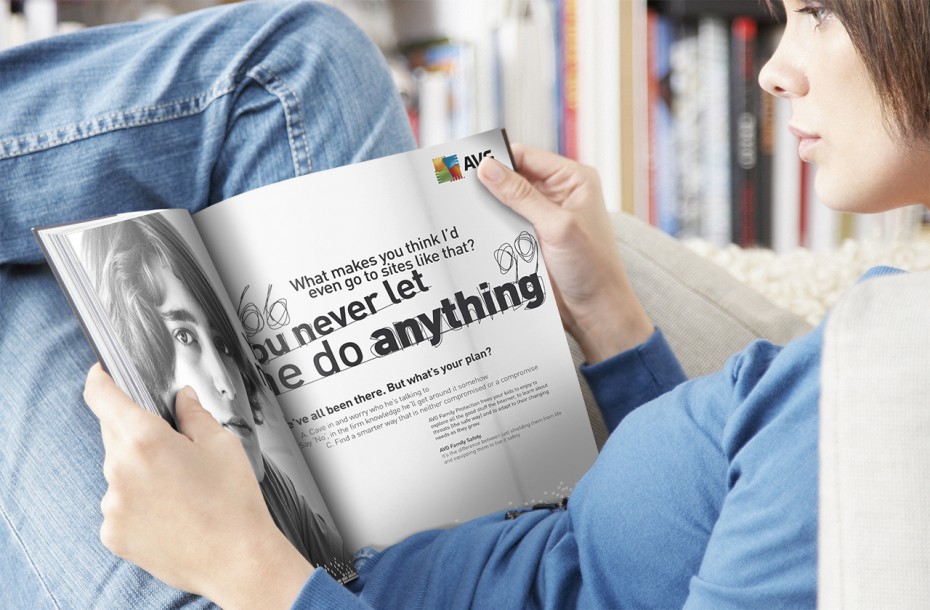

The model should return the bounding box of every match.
[0,74,239,160]
[245,63,312,176]
[0,503,62,609]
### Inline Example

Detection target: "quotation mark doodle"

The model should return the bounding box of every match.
[238,284,290,337]
[494,231,539,281]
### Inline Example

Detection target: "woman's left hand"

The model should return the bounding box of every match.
[83,363,313,610]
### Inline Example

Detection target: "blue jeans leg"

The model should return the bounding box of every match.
[0,1,415,606]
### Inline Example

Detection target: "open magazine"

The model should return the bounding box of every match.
[34,129,598,584]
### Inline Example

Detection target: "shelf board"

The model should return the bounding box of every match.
[647,0,779,22]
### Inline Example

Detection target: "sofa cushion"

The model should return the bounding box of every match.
[571,213,812,448]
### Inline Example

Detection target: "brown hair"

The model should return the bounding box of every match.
[764,0,930,141]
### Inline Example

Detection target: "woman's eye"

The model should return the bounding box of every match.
[796,5,831,26]
[173,328,197,345]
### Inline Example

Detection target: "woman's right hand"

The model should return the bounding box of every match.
[478,144,653,363]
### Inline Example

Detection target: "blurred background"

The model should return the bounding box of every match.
[3,0,927,253]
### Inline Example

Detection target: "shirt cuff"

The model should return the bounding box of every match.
[580,328,686,432]
[290,568,368,610]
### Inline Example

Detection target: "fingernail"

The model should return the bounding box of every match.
[480,158,504,183]
[182,386,199,402]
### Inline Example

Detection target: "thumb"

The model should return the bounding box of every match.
[478,157,555,224]
[174,387,221,442]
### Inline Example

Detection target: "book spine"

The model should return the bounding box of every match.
[799,158,810,248]
[646,9,659,227]
[415,67,452,147]
[671,22,701,239]
[650,11,678,236]
[497,1,558,153]
[698,16,731,246]
[0,0,10,50]
[730,16,758,247]
[24,0,55,42]
[754,29,777,248]
[772,95,801,252]
[576,0,621,212]
[559,0,579,159]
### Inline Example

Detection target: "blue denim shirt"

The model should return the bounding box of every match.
[294,320,827,608]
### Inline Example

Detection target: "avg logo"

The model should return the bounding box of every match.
[433,149,494,184]
[433,155,463,184]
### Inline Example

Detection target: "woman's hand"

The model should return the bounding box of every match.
[478,145,653,363]
[83,364,313,610]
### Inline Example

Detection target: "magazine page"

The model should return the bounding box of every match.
[193,130,598,551]
[37,209,354,579]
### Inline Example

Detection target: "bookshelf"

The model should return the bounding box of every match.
[7,0,926,251]
[641,0,927,251]
[376,0,927,251]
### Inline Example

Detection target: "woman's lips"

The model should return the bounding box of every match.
[790,125,821,161]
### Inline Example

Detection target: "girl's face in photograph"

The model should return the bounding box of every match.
[759,0,930,212]
[153,263,265,480]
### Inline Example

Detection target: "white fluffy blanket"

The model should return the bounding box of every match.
[685,239,930,325]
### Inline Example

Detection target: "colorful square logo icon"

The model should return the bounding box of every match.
[433,154,464,184]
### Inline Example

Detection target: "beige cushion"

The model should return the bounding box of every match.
[572,213,812,448]
[819,271,930,608]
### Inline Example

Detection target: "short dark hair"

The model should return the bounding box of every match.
[763,0,930,141]
[82,214,265,424]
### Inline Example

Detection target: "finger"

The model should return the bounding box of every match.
[83,363,151,433]
[478,156,563,225]
[509,143,578,182]
[173,386,223,443]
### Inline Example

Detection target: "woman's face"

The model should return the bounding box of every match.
[153,263,265,480]
[759,0,930,211]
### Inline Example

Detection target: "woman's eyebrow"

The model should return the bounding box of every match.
[160,308,196,324]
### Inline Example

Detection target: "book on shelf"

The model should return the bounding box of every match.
[556,0,579,160]
[697,16,732,246]
[388,0,627,213]
[398,0,559,156]
[643,6,926,251]
[496,0,558,154]
[730,15,759,247]
[406,40,477,147]
[754,55,776,248]
[34,129,598,585]
[771,94,802,252]
[646,8,678,235]
[669,21,701,239]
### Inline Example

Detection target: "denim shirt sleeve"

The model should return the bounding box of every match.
[579,328,687,433]
[291,569,371,609]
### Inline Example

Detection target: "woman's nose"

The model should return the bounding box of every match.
[759,37,809,99]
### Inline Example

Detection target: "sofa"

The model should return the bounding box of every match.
[568,212,928,608]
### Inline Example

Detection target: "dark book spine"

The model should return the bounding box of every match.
[730,16,758,246]
[754,28,778,248]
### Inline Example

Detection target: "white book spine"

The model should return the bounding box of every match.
[576,0,621,212]
[697,17,731,246]
[24,0,56,42]
[772,97,801,252]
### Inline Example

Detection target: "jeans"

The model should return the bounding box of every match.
[0,2,414,606]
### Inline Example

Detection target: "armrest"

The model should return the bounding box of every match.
[610,212,811,376]
[570,213,812,447]
[819,271,930,607]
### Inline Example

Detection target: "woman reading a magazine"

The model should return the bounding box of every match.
[79,214,349,571]
[4,0,930,608]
